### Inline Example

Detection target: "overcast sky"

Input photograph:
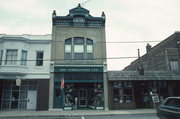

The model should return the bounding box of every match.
[0,0,180,70]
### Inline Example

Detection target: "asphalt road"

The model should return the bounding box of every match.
[0,114,159,119]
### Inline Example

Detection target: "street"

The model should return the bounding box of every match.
[1,114,159,119]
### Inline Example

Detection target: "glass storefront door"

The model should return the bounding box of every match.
[79,89,87,107]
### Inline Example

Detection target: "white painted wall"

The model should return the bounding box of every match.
[0,34,51,79]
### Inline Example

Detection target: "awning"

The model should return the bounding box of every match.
[108,71,180,81]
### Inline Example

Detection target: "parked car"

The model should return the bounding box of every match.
[157,97,180,119]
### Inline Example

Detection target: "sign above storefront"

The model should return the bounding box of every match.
[54,66,103,72]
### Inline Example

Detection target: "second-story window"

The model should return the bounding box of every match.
[64,37,94,60]
[5,49,18,65]
[36,51,43,66]
[170,60,179,71]
[74,37,84,60]
[65,39,72,60]
[21,50,27,66]
[86,39,93,60]
[0,50,3,65]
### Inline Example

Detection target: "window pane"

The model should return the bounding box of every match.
[75,53,84,60]
[11,100,18,109]
[19,100,27,109]
[87,45,93,53]
[37,52,43,58]
[2,100,10,109]
[113,89,119,95]
[21,50,27,66]
[74,37,84,44]
[3,91,11,99]
[65,39,72,44]
[87,53,93,60]
[20,91,28,99]
[6,50,17,65]
[74,45,84,53]
[86,39,93,45]
[36,51,43,66]
[12,91,19,100]
[170,61,179,71]
[65,53,71,60]
[65,45,71,52]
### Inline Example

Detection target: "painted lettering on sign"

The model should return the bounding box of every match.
[55,67,103,72]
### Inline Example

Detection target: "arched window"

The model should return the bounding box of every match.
[74,37,84,60]
[65,38,72,60]
[86,39,93,60]
[64,37,93,60]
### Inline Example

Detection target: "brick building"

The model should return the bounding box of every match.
[49,4,108,110]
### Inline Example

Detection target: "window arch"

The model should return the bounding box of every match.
[64,37,93,60]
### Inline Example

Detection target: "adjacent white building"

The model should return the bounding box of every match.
[0,34,51,110]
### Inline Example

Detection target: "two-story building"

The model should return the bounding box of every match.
[0,34,51,110]
[49,4,108,110]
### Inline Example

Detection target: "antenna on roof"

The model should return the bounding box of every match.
[82,0,91,7]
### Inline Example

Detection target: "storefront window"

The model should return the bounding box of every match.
[2,80,37,110]
[149,81,169,102]
[113,81,134,103]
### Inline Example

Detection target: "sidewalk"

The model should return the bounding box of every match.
[0,109,156,117]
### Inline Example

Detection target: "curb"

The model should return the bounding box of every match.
[0,110,157,118]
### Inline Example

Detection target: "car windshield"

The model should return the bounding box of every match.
[164,98,180,108]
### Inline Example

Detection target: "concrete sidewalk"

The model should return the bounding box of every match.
[0,109,156,117]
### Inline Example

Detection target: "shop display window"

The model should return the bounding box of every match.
[113,81,134,103]
[1,80,37,110]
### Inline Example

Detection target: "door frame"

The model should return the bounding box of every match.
[78,89,87,107]
[27,90,37,109]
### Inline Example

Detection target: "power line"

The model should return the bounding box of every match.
[82,0,91,7]
[1,54,179,62]
[0,57,138,62]
[50,40,161,43]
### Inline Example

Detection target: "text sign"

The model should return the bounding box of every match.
[152,96,160,103]
[54,67,103,72]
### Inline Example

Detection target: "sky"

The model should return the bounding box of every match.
[0,0,180,70]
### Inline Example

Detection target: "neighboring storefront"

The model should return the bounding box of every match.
[0,34,51,111]
[108,71,180,110]
[1,80,37,110]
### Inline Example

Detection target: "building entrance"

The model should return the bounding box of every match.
[134,81,150,108]
[78,89,87,107]
[58,82,104,110]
